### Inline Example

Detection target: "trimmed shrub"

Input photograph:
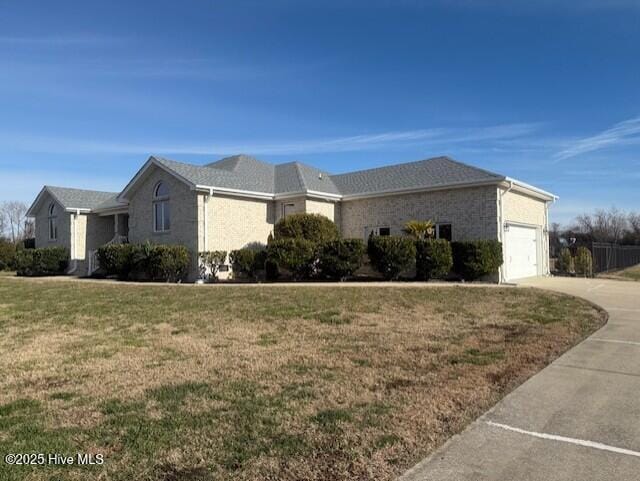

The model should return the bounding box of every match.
[149,245,191,282]
[451,240,503,281]
[557,247,574,274]
[97,244,137,280]
[16,247,69,277]
[229,248,268,279]
[267,238,317,280]
[415,239,453,281]
[367,236,416,280]
[317,239,366,281]
[274,213,339,243]
[0,240,16,271]
[23,238,36,250]
[199,251,227,282]
[98,243,191,282]
[574,247,593,278]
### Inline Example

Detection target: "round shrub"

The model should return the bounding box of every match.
[229,248,268,280]
[415,239,453,281]
[148,245,191,282]
[451,240,503,281]
[16,247,69,277]
[317,239,365,281]
[267,238,317,280]
[367,236,416,280]
[574,246,593,278]
[274,213,339,243]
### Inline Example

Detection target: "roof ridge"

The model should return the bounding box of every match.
[329,156,453,178]
[292,162,308,191]
[45,185,119,195]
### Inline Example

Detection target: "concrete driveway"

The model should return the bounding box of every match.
[400,276,640,481]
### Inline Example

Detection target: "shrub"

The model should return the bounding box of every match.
[574,247,593,278]
[274,213,339,243]
[229,248,268,279]
[0,240,16,271]
[149,245,191,282]
[267,238,317,280]
[97,244,137,280]
[367,236,416,280]
[16,247,69,277]
[451,240,503,281]
[557,247,574,274]
[317,239,366,281]
[199,251,227,282]
[415,239,453,281]
[98,243,191,282]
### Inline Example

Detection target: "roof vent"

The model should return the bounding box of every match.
[318,173,323,180]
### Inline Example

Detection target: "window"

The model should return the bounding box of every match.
[153,182,170,232]
[48,203,58,240]
[436,223,452,241]
[282,203,296,219]
[367,226,391,237]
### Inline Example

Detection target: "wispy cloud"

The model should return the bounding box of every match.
[0,34,125,47]
[0,123,541,157]
[554,116,640,160]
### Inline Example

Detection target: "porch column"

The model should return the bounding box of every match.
[114,213,119,236]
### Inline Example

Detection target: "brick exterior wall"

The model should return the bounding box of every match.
[204,193,274,253]
[34,193,71,251]
[274,197,306,223]
[305,198,341,227]
[340,185,500,241]
[127,165,200,279]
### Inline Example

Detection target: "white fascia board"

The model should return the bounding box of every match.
[503,177,558,201]
[94,207,130,216]
[275,190,343,201]
[194,185,275,200]
[340,179,505,201]
[118,156,195,201]
[64,208,91,213]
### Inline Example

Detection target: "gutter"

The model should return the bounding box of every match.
[499,181,514,284]
[67,209,81,275]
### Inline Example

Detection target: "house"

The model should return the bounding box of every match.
[26,155,556,282]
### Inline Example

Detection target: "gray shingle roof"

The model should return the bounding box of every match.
[46,186,120,210]
[151,155,504,198]
[330,156,504,196]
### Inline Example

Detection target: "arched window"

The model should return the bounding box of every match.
[153,182,170,232]
[48,203,58,240]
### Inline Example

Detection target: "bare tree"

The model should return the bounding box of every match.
[0,207,6,240]
[574,207,628,244]
[626,212,640,245]
[0,201,28,244]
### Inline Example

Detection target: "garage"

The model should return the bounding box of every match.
[505,224,539,281]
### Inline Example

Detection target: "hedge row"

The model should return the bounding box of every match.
[16,247,69,277]
[0,240,17,271]
[97,243,190,282]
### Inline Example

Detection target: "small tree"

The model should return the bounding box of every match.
[574,247,593,278]
[274,213,339,243]
[199,251,228,282]
[557,247,574,274]
[403,220,435,240]
[415,239,453,281]
[367,236,416,280]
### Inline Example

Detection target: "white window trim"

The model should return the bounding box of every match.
[153,182,170,233]
[48,203,58,241]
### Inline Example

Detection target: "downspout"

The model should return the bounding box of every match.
[499,180,514,284]
[67,209,80,275]
[198,188,214,283]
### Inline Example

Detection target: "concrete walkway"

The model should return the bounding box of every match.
[400,276,640,481]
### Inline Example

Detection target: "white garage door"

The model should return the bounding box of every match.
[505,225,538,281]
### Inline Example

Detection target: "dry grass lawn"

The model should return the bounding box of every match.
[0,278,605,481]
[600,264,640,282]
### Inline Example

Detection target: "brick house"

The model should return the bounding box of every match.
[26,155,556,282]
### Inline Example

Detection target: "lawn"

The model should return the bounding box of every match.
[0,278,605,481]
[600,264,640,282]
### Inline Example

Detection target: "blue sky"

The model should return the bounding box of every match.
[1,0,639,225]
